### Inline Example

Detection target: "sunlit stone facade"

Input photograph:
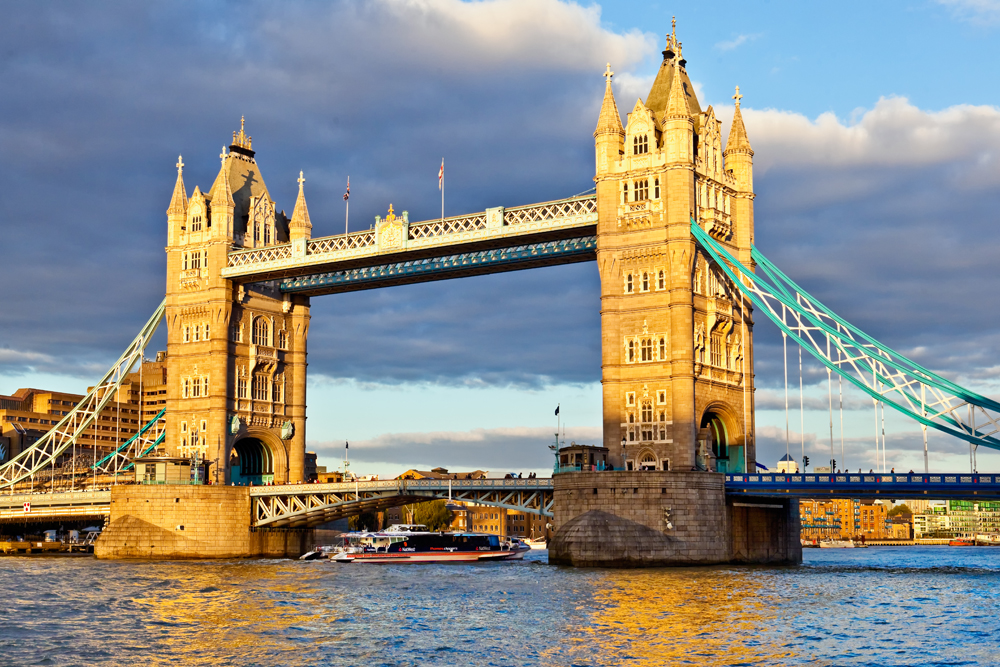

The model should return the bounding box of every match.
[164,120,310,484]
[595,25,757,473]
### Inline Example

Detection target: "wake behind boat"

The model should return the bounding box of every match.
[301,524,531,563]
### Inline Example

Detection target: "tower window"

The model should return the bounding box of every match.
[278,330,287,349]
[237,378,247,399]
[253,317,270,346]
[193,325,200,342]
[182,378,190,399]
[183,326,190,343]
[622,182,628,203]
[658,270,665,290]
[628,340,635,362]
[635,179,649,201]
[626,274,633,294]
[659,337,666,360]
[252,375,268,401]
[642,272,649,292]
[182,253,189,271]
[202,376,209,397]
[654,178,660,199]
[633,134,648,155]
[191,214,202,232]
[641,337,653,362]
[711,334,723,367]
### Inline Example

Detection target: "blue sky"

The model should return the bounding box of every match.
[1,0,999,476]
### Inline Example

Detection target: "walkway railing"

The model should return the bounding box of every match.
[726,472,1000,499]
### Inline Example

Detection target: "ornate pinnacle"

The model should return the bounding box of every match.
[733,86,743,107]
[298,170,305,188]
[603,62,614,84]
[220,146,227,166]
[176,155,184,173]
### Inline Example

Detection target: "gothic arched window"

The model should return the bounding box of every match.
[658,270,665,290]
[641,337,653,362]
[642,272,649,292]
[654,177,660,199]
[253,317,270,346]
[622,182,628,203]
[633,134,648,155]
[628,340,635,362]
[626,274,633,294]
[659,336,666,360]
[278,330,287,349]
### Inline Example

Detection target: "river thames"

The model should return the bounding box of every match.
[0,546,996,666]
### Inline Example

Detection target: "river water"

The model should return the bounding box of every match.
[0,547,997,666]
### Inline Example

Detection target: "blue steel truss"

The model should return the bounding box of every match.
[692,221,1000,451]
[726,472,1000,500]
[279,236,597,294]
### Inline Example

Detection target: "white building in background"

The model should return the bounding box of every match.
[776,454,798,474]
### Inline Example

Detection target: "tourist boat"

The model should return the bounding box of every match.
[948,538,975,546]
[524,537,548,549]
[303,524,531,563]
[819,539,858,548]
[976,534,1000,546]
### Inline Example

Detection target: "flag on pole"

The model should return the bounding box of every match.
[438,159,444,190]
[343,177,350,201]
[345,441,349,450]
[554,405,560,416]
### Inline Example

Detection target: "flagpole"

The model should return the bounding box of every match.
[344,176,350,235]
[440,158,444,221]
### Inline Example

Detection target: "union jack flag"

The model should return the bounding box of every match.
[343,177,350,201]
[438,160,444,190]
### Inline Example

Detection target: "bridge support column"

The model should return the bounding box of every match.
[548,471,800,567]
[95,485,315,559]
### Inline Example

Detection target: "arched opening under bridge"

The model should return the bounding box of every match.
[700,409,744,474]
[231,437,275,485]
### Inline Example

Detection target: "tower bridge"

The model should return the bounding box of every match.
[3,24,998,565]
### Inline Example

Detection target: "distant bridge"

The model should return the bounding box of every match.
[0,490,110,524]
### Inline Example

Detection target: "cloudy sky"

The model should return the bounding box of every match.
[2,0,1000,476]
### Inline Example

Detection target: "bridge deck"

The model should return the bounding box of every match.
[725,473,1000,500]
[0,490,111,523]
[221,195,597,293]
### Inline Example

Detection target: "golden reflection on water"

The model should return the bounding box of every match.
[128,562,327,665]
[549,567,796,666]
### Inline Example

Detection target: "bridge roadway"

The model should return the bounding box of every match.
[3,473,998,529]
[725,472,1000,500]
[221,195,598,295]
[0,490,110,524]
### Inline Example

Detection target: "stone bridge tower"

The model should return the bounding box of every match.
[164,120,310,484]
[595,26,757,474]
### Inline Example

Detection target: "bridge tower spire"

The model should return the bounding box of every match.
[594,24,756,474]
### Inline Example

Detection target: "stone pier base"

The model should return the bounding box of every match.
[548,471,801,567]
[95,485,313,559]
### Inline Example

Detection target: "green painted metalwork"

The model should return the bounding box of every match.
[92,408,166,473]
[691,221,1000,450]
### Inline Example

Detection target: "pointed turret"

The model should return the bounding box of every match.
[210,147,235,239]
[594,63,624,136]
[289,171,312,242]
[665,57,689,119]
[661,57,694,164]
[167,156,188,217]
[725,86,753,154]
[724,86,754,195]
[594,63,625,178]
[167,156,188,246]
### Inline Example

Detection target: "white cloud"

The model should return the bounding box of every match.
[937,0,1000,23]
[712,96,1000,178]
[273,0,656,75]
[715,33,761,52]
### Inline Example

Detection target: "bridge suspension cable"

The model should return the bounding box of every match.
[0,300,165,492]
[691,221,1000,455]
